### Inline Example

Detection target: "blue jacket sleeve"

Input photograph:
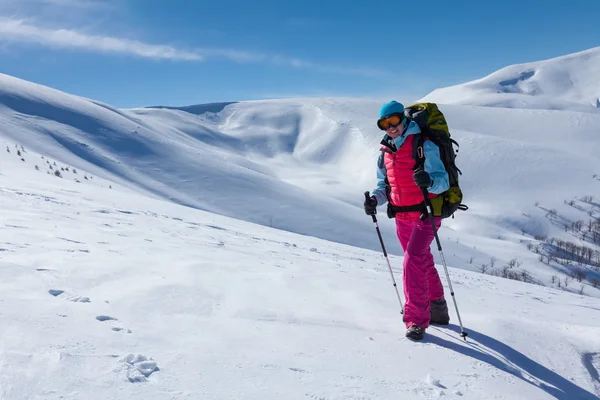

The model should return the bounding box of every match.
[371,152,388,205]
[423,140,449,195]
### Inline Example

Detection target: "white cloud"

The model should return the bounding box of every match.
[0,18,204,60]
[268,55,390,78]
[0,0,112,10]
[39,0,108,7]
[0,18,392,77]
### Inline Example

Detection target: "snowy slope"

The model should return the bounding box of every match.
[422,46,600,111]
[1,47,600,299]
[0,74,386,255]
[1,149,600,400]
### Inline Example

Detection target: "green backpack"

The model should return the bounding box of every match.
[404,102,468,219]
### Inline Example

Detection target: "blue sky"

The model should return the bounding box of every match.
[0,0,598,108]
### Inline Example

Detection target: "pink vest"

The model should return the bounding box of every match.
[382,135,436,221]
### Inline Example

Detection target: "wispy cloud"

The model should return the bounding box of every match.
[0,0,113,11]
[0,18,204,60]
[38,0,109,7]
[0,18,391,78]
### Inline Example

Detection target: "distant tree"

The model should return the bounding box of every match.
[582,195,594,203]
[479,263,489,274]
[54,170,62,178]
[571,268,586,283]
[6,146,9,153]
[35,165,39,171]
[490,257,497,268]
[72,169,77,174]
[469,256,474,265]
[17,150,21,156]
[21,158,25,162]
[571,220,584,232]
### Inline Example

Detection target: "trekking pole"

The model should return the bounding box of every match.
[364,192,404,315]
[420,188,468,340]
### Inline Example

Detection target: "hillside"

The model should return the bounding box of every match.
[422,46,600,112]
[1,148,600,399]
[1,47,600,298]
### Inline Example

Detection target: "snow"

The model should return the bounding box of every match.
[1,46,600,399]
[2,69,599,295]
[1,144,600,399]
[422,46,600,112]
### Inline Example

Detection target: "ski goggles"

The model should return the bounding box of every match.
[377,114,404,131]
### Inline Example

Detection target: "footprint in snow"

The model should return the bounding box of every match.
[289,367,308,373]
[305,394,327,400]
[48,289,90,303]
[96,315,132,333]
[121,353,159,382]
[112,327,133,333]
[426,373,447,389]
[96,315,117,322]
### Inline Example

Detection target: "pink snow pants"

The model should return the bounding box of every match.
[396,217,445,329]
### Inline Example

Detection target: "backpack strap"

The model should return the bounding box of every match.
[412,133,426,171]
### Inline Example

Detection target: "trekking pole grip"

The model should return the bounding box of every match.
[364,191,377,222]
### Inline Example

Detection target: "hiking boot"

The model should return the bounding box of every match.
[430,298,450,325]
[405,325,425,341]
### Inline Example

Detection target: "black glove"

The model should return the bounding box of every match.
[364,195,378,215]
[413,169,432,188]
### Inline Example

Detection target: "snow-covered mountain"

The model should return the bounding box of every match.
[422,46,600,112]
[1,46,600,399]
[2,55,600,297]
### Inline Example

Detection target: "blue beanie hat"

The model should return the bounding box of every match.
[379,100,404,118]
